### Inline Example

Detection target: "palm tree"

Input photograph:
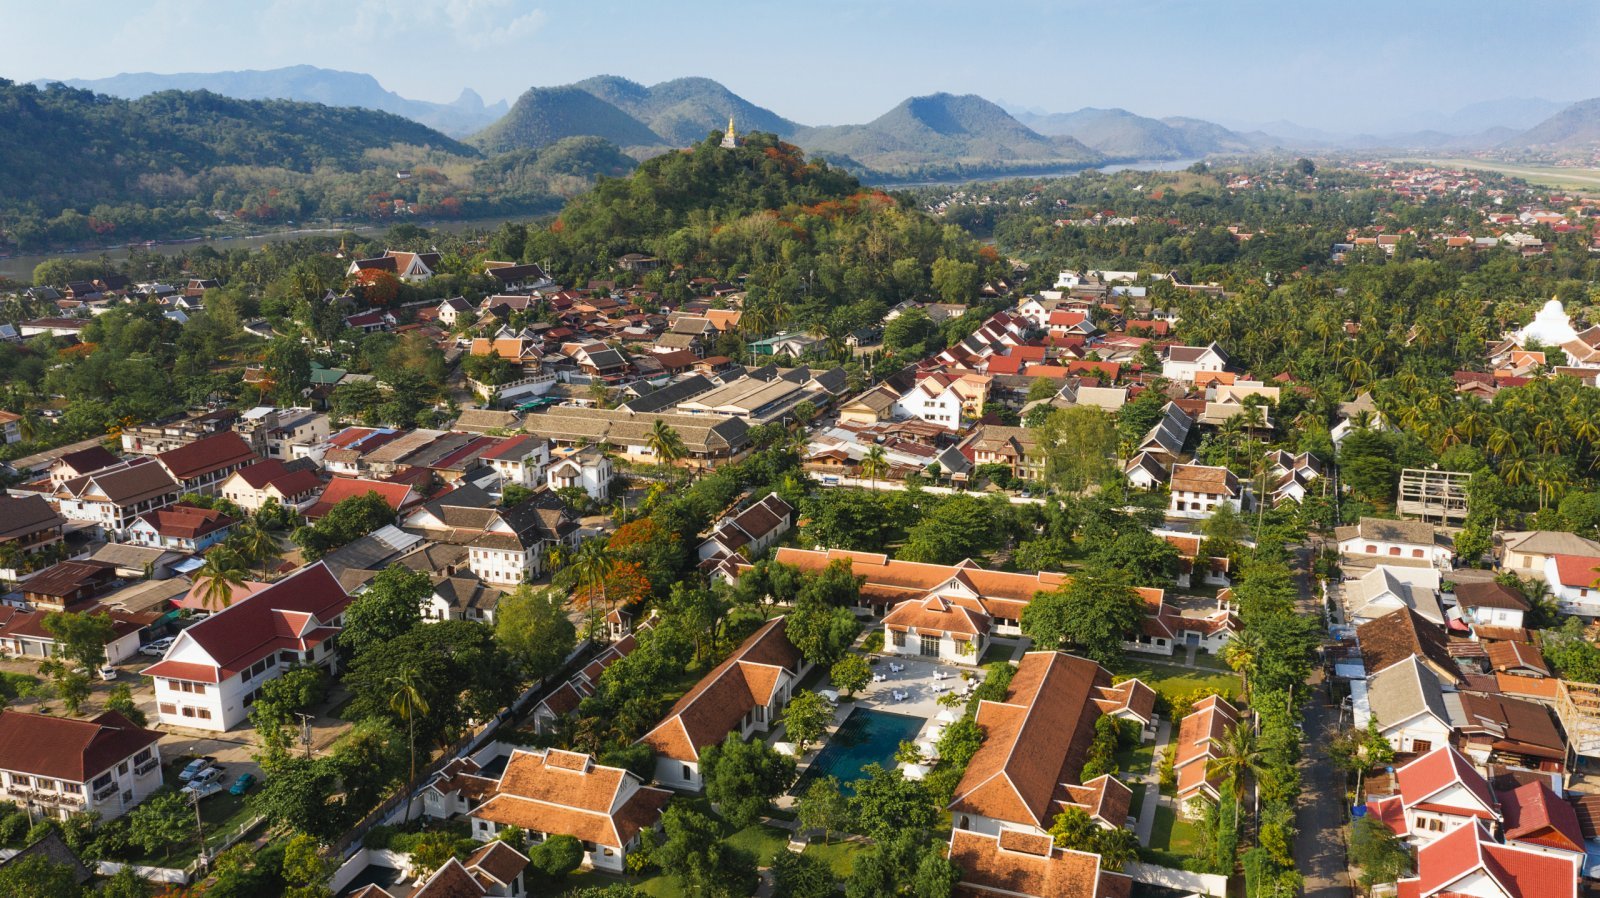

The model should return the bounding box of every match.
[646,420,688,471]
[1221,630,1263,703]
[193,548,249,612]
[388,668,430,824]
[567,539,616,639]
[1207,723,1264,826]
[233,523,281,580]
[860,445,888,490]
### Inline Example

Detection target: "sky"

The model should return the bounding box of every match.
[6,0,1600,133]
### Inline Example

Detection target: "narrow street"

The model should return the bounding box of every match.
[1292,544,1351,897]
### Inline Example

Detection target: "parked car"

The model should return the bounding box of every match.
[228,773,256,796]
[96,665,117,682]
[178,757,216,782]
[183,779,224,800]
[139,637,175,657]
[187,766,224,788]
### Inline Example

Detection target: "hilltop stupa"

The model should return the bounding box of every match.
[720,116,740,149]
[1515,296,1579,346]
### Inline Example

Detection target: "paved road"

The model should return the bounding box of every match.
[1292,544,1351,898]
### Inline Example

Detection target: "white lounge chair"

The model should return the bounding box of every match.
[872,672,888,682]
[933,670,950,680]
[889,662,904,673]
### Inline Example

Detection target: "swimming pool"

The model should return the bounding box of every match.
[791,707,926,795]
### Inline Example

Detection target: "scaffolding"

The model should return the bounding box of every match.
[1397,468,1471,523]
[1557,679,1600,761]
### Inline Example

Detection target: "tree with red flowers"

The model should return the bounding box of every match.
[354,268,400,306]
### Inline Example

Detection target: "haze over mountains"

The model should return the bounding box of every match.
[29,65,1600,175]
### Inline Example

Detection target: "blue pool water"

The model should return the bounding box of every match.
[791,708,926,795]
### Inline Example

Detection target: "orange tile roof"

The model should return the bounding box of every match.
[472,749,671,849]
[1173,695,1239,800]
[949,828,1121,898]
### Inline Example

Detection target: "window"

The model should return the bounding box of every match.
[1411,549,1424,558]
[920,635,940,657]
[1412,740,1431,753]
[892,630,905,648]
[1388,547,1400,556]
[93,773,112,789]
[196,709,211,720]
[159,703,176,716]
[1365,545,1377,554]
[681,764,693,781]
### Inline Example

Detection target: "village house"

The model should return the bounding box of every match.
[18,560,120,612]
[1161,343,1230,383]
[484,260,553,293]
[1173,695,1241,815]
[1453,580,1530,632]
[1343,565,1444,626]
[233,407,330,461]
[0,494,66,581]
[546,446,613,502]
[1335,517,1454,567]
[304,477,420,521]
[1357,656,1458,755]
[479,435,550,489]
[154,431,258,497]
[347,250,441,283]
[961,425,1043,482]
[948,651,1152,840]
[1393,820,1579,898]
[1500,529,1600,573]
[1167,464,1246,519]
[218,459,324,513]
[1543,554,1600,618]
[695,493,795,564]
[52,457,181,538]
[1356,607,1464,685]
[0,710,163,822]
[637,617,808,791]
[125,502,235,553]
[524,406,749,470]
[401,484,577,587]
[1368,746,1501,847]
[0,411,21,445]
[947,829,1131,898]
[348,842,531,898]
[468,749,671,873]
[141,563,352,731]
[425,576,504,624]
[118,409,237,456]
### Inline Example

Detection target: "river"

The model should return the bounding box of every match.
[0,215,527,282]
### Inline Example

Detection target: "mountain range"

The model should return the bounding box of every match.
[37,65,508,136]
[25,65,1600,175]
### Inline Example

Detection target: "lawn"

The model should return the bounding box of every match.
[541,869,685,898]
[803,838,865,878]
[1115,737,1156,777]
[726,822,792,867]
[1112,658,1240,705]
[122,764,262,867]
[978,642,1014,666]
[1140,803,1204,869]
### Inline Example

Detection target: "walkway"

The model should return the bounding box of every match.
[1133,718,1172,845]
[1292,543,1352,898]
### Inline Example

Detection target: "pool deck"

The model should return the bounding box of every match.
[771,653,987,808]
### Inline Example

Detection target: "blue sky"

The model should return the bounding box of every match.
[7,0,1599,132]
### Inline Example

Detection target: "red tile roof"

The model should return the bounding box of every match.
[134,502,233,540]
[0,710,160,782]
[1549,553,1600,588]
[1499,780,1584,853]
[1396,745,1496,819]
[473,749,671,850]
[156,431,256,481]
[305,478,414,519]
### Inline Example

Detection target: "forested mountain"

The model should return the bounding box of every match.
[41,65,508,136]
[1512,97,1600,150]
[0,80,615,250]
[573,75,801,145]
[471,85,668,154]
[1014,107,1266,159]
[792,93,1102,180]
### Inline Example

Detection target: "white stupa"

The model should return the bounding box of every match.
[1515,297,1579,346]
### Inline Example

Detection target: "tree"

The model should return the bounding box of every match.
[700,733,796,828]
[566,537,617,638]
[291,492,396,560]
[830,654,871,698]
[646,420,688,468]
[281,833,333,898]
[796,775,850,844]
[860,444,888,488]
[126,790,192,861]
[232,522,282,580]
[55,669,91,716]
[192,547,250,611]
[771,850,835,898]
[910,843,962,898]
[1021,565,1143,665]
[328,718,404,815]
[528,834,584,882]
[41,611,116,669]
[105,683,146,726]
[98,866,152,898]
[0,853,87,898]
[1048,807,1138,872]
[248,757,343,840]
[344,620,517,752]
[1207,724,1264,825]
[494,585,577,681]
[388,667,430,824]
[849,764,938,842]
[340,566,429,660]
[786,600,860,668]
[883,308,937,355]
[1349,814,1412,891]
[1034,406,1117,494]
[652,805,756,898]
[780,690,835,755]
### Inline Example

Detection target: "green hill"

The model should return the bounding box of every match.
[0,80,470,212]
[1512,97,1600,151]
[471,85,665,154]
[1018,107,1192,160]
[792,93,1102,179]
[573,75,802,145]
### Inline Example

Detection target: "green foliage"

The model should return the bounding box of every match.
[1349,815,1413,890]
[344,619,517,749]
[1048,807,1138,871]
[41,611,116,669]
[1079,714,1123,781]
[780,690,835,754]
[786,599,861,668]
[830,654,871,697]
[848,764,938,842]
[339,566,429,659]
[1034,406,1118,493]
[529,834,585,882]
[1545,616,1600,682]
[771,849,837,898]
[0,852,87,898]
[1021,565,1143,665]
[652,805,757,898]
[800,489,919,552]
[796,776,851,843]
[291,492,396,560]
[105,684,146,727]
[248,757,344,840]
[494,585,577,681]
[126,790,192,861]
[701,733,796,828]
[898,494,1014,564]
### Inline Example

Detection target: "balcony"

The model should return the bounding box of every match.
[134,759,159,776]
[93,784,118,802]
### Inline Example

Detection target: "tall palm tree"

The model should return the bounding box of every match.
[232,523,281,581]
[646,420,688,471]
[388,668,430,824]
[1207,723,1264,826]
[860,445,888,490]
[194,548,249,612]
[1221,630,1263,703]
[567,538,616,639]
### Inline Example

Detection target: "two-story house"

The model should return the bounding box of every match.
[1162,343,1230,383]
[0,710,162,821]
[1168,464,1246,519]
[402,485,578,587]
[1545,553,1600,618]
[638,618,808,791]
[480,435,550,489]
[53,457,181,538]
[546,446,612,502]
[962,425,1043,482]
[1173,695,1240,815]
[0,495,66,581]
[154,431,258,498]
[218,459,324,513]
[140,563,351,731]
[695,493,795,564]
[1366,746,1499,846]
[891,374,966,428]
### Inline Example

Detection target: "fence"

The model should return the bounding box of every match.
[96,860,190,885]
[1124,861,1229,897]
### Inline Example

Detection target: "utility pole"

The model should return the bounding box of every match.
[295,712,315,759]
[190,790,208,870]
